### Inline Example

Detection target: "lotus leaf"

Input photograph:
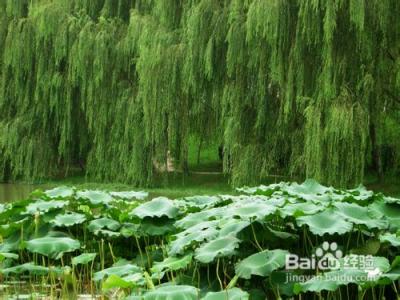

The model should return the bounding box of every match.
[45,186,75,199]
[76,190,113,205]
[72,253,97,266]
[151,253,193,274]
[296,209,353,236]
[94,263,142,281]
[143,285,198,300]
[236,249,289,279]
[25,236,80,259]
[110,191,148,200]
[201,288,249,300]
[87,217,120,233]
[131,197,179,219]
[25,200,68,215]
[52,212,86,227]
[0,263,49,275]
[195,236,240,263]
[379,233,400,247]
[334,202,388,229]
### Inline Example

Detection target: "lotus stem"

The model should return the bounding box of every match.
[144,272,155,290]
[216,258,223,290]
[226,275,239,289]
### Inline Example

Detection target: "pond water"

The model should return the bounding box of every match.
[0,183,47,203]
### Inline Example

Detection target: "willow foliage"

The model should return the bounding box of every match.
[0,0,399,187]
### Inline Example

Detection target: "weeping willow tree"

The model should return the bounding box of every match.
[0,0,399,187]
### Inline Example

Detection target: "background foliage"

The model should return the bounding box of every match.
[0,0,399,187]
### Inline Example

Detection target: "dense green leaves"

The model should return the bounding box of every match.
[1,183,400,299]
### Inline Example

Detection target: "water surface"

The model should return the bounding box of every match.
[0,183,45,203]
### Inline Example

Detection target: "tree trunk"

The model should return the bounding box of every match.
[370,122,383,181]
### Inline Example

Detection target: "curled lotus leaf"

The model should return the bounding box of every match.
[236,249,289,279]
[87,217,120,233]
[201,288,249,300]
[280,202,325,218]
[76,190,113,205]
[296,209,353,236]
[131,197,179,219]
[379,233,400,247]
[110,191,148,201]
[175,208,223,229]
[227,201,276,221]
[0,263,49,275]
[195,236,241,263]
[217,218,250,237]
[181,196,222,209]
[143,285,198,300]
[45,186,75,199]
[284,180,332,203]
[72,253,97,266]
[334,202,388,229]
[25,200,68,215]
[169,222,219,256]
[25,236,80,259]
[237,183,285,196]
[151,253,193,274]
[0,252,18,262]
[368,201,400,230]
[94,263,142,281]
[52,212,87,227]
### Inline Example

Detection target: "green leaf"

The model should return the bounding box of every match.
[379,233,400,247]
[25,236,80,259]
[296,209,353,236]
[195,236,240,263]
[228,200,276,221]
[181,196,222,209]
[25,200,68,215]
[285,180,332,202]
[52,212,86,227]
[151,253,193,274]
[169,222,219,256]
[236,249,289,279]
[175,208,223,229]
[102,274,136,290]
[0,252,18,262]
[201,288,249,300]
[143,285,198,300]
[369,201,400,230]
[351,239,381,255]
[72,253,97,266]
[45,186,74,199]
[131,197,179,219]
[237,183,284,196]
[76,190,113,205]
[94,263,142,281]
[110,191,148,200]
[217,219,250,237]
[87,217,120,233]
[334,202,388,229]
[280,202,324,218]
[0,263,49,275]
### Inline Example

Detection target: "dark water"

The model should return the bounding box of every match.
[0,183,44,203]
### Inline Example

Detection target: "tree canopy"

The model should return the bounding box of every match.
[0,0,399,187]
